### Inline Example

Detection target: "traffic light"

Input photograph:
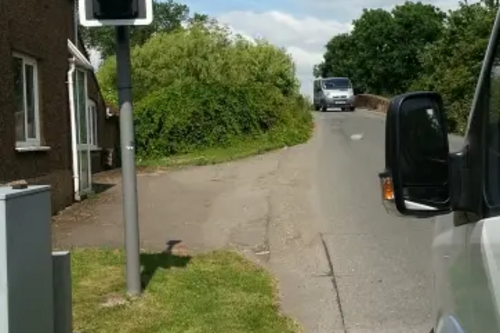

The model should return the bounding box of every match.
[79,0,153,27]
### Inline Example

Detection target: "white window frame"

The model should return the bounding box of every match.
[13,52,41,148]
[74,67,99,151]
[75,67,88,146]
[87,99,98,148]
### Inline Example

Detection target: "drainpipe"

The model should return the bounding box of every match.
[68,58,81,201]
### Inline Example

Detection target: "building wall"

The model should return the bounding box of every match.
[0,0,75,213]
[0,0,119,214]
[76,37,121,174]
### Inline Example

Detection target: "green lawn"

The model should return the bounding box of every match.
[136,136,289,168]
[71,248,299,333]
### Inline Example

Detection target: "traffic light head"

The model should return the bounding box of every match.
[80,0,153,27]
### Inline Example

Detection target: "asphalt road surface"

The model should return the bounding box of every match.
[54,106,465,333]
[314,108,464,333]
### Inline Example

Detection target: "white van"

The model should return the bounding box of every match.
[313,77,355,112]
[379,6,500,333]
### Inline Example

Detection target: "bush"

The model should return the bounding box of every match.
[98,24,311,160]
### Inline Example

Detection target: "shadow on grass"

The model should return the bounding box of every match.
[140,240,191,291]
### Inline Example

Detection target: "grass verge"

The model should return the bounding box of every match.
[137,137,286,168]
[72,248,299,333]
[136,124,313,168]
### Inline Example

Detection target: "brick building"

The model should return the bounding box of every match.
[0,0,120,213]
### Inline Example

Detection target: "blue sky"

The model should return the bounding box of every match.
[181,0,472,24]
[183,0,302,16]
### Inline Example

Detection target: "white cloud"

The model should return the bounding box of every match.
[217,11,352,97]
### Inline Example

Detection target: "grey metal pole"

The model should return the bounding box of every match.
[115,25,142,296]
[52,251,73,333]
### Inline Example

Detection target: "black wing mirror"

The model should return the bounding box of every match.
[378,91,452,217]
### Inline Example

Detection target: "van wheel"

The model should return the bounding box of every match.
[321,103,327,112]
[314,104,320,111]
[350,106,355,111]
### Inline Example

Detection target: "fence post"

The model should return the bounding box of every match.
[53,251,73,333]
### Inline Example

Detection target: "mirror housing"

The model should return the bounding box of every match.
[379,91,452,218]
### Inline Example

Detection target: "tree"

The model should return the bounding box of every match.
[349,8,399,95]
[315,33,360,89]
[315,1,444,96]
[80,0,190,59]
[315,0,499,134]
[411,1,496,133]
[96,26,311,159]
[390,2,445,91]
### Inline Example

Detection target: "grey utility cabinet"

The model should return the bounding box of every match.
[0,186,54,333]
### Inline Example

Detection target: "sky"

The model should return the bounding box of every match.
[89,0,480,96]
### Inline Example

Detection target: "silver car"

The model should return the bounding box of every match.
[313,77,355,112]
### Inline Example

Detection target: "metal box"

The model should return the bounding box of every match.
[0,186,54,333]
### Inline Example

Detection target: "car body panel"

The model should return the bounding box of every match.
[431,177,500,333]
[432,213,470,333]
[466,218,500,332]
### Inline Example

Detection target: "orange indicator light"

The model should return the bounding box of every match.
[381,176,394,201]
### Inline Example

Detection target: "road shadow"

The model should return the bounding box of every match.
[92,182,116,195]
[140,240,191,291]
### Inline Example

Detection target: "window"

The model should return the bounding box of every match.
[486,35,500,206]
[74,67,99,149]
[486,27,500,207]
[13,53,40,147]
[88,100,98,147]
[73,69,97,147]
[74,69,87,145]
[322,78,351,90]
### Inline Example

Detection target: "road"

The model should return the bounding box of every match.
[311,108,462,333]
[54,107,464,333]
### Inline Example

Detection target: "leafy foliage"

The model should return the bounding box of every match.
[97,24,312,160]
[315,0,498,133]
[411,2,496,133]
[316,2,445,95]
